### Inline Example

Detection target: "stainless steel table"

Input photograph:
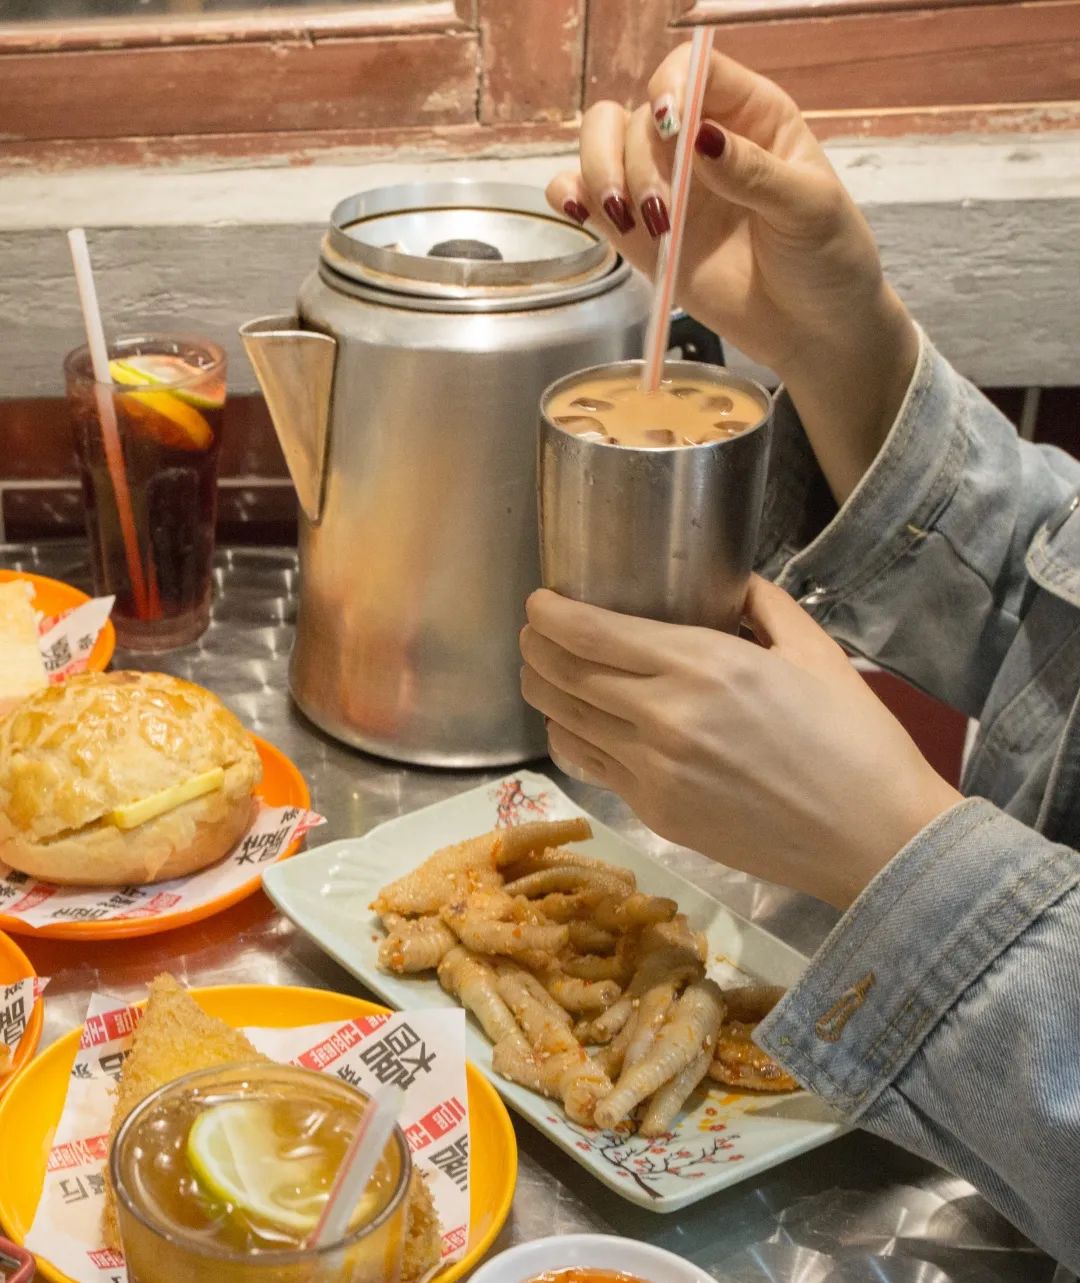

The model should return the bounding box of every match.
[3,541,1060,1283]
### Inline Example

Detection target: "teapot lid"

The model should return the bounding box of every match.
[320,180,621,308]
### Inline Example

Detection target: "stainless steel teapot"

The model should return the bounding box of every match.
[241,180,650,767]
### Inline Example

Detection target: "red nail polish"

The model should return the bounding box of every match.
[563,199,589,225]
[602,194,636,235]
[640,195,670,238]
[695,121,726,160]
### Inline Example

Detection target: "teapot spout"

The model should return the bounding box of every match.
[239,315,336,523]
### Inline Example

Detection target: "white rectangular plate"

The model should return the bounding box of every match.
[263,770,844,1211]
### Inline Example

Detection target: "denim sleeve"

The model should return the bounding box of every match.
[755,798,1080,1270]
[756,332,1080,716]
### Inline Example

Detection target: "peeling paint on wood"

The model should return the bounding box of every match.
[8,105,1080,176]
[479,0,584,124]
[0,3,466,52]
[686,0,1020,22]
[0,33,479,141]
[0,121,582,173]
[585,0,1080,112]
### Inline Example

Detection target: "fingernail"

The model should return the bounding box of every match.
[563,199,589,225]
[695,120,726,160]
[652,94,680,140]
[602,192,636,235]
[640,195,670,238]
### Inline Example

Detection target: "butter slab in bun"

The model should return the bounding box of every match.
[0,670,262,885]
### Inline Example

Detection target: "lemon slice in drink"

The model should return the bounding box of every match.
[115,388,214,451]
[186,1100,327,1234]
[108,358,214,451]
[109,355,225,410]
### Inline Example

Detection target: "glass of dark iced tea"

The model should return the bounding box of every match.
[64,335,226,652]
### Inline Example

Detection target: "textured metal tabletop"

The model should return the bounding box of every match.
[2,541,1060,1283]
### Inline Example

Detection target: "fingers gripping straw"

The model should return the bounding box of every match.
[641,27,715,394]
[66,230,154,620]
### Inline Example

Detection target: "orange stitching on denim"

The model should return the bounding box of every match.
[815,971,876,1042]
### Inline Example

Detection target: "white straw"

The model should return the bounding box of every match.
[306,1084,403,1251]
[641,26,715,393]
[69,229,116,393]
[67,229,150,618]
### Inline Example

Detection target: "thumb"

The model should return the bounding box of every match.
[742,575,851,677]
[693,120,829,229]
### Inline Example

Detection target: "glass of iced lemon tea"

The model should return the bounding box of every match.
[110,1063,411,1283]
[64,334,227,652]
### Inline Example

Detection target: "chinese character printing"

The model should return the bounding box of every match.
[429,1137,469,1191]
[0,993,26,1047]
[359,1022,436,1089]
[43,633,73,675]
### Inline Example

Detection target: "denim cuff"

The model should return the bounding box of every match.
[755,797,1080,1118]
[757,329,969,604]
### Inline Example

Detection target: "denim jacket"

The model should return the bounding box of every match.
[752,331,1080,1268]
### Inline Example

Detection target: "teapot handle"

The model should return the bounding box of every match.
[667,310,725,367]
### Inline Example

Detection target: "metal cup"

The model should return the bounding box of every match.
[539,359,772,633]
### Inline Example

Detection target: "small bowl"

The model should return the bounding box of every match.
[468,1233,713,1283]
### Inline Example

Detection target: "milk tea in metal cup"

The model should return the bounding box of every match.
[539,359,772,634]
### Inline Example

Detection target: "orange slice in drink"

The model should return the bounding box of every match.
[117,389,214,451]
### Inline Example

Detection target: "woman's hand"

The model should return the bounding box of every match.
[520,579,961,909]
[547,45,920,501]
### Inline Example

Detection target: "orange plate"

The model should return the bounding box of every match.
[0,735,310,942]
[0,985,516,1283]
[0,931,41,1097]
[0,568,116,673]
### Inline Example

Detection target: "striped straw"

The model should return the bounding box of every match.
[67,229,151,619]
[640,26,715,393]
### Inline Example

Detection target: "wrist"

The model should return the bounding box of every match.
[777,288,920,504]
[829,770,964,910]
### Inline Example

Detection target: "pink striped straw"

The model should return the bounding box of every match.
[640,25,715,393]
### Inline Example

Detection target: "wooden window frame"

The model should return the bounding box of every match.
[585,0,1080,140]
[0,0,585,167]
[0,0,1076,167]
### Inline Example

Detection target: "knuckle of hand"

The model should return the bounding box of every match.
[584,99,621,128]
[812,179,849,229]
[740,145,772,196]
[774,85,801,120]
[583,751,609,783]
[725,651,761,696]
[518,628,541,668]
[519,664,541,705]
[566,617,603,660]
[546,720,573,758]
[562,693,590,733]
